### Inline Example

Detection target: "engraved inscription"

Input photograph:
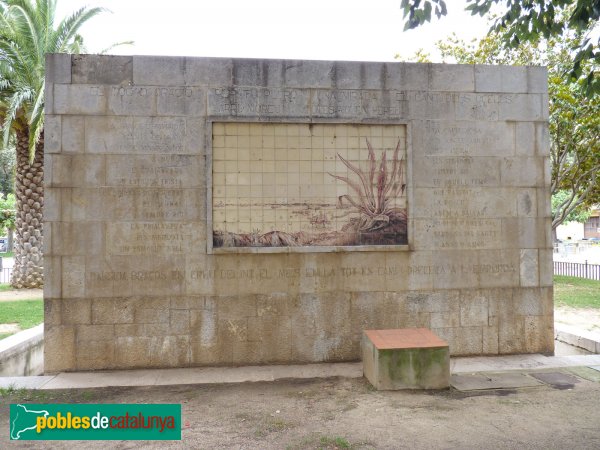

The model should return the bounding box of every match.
[107,188,191,220]
[414,120,515,156]
[208,88,513,120]
[107,222,204,255]
[312,89,405,117]
[415,187,516,219]
[414,156,500,187]
[187,262,516,281]
[208,87,308,116]
[418,218,502,249]
[134,118,185,152]
[107,155,201,188]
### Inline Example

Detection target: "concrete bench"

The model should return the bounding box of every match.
[362,328,449,390]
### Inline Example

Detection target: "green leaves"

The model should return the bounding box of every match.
[400,0,600,95]
[0,192,15,229]
[0,0,116,158]
[401,0,448,30]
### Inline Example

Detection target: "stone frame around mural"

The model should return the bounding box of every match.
[207,120,413,254]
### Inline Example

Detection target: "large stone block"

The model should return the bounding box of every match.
[54,84,107,115]
[430,64,474,92]
[433,326,483,355]
[72,55,133,85]
[44,298,61,326]
[52,222,104,256]
[350,292,402,333]
[61,116,85,153]
[77,324,114,342]
[362,329,449,390]
[44,325,76,373]
[76,340,115,370]
[91,298,136,325]
[61,298,92,325]
[475,65,528,93]
[499,94,544,121]
[501,157,545,187]
[43,255,61,298]
[44,115,62,153]
[520,249,539,287]
[46,53,71,84]
[62,256,85,298]
[133,56,185,86]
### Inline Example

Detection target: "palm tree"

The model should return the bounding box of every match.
[0,0,104,288]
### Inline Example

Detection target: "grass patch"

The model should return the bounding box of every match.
[0,299,43,338]
[319,436,351,449]
[554,275,600,308]
[0,386,97,403]
[0,251,13,258]
[0,283,13,291]
[254,417,294,437]
[287,434,362,450]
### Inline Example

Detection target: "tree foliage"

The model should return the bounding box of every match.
[0,191,15,230]
[0,0,110,287]
[0,0,105,155]
[400,0,600,94]
[552,190,591,224]
[401,27,600,230]
[0,139,14,196]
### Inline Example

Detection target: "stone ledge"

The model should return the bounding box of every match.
[0,324,44,376]
[555,323,600,354]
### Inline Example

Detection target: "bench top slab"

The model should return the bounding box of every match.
[364,328,448,350]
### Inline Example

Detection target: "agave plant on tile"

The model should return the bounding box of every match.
[329,138,407,234]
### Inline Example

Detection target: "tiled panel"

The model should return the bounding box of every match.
[212,123,407,247]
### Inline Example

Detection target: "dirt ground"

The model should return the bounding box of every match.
[1,373,600,449]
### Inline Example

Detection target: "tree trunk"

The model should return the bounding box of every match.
[11,128,44,288]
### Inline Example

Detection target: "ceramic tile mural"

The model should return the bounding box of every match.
[212,123,408,248]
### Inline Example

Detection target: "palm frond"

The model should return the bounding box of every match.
[2,86,32,146]
[51,7,105,52]
[100,40,134,54]
[0,0,124,158]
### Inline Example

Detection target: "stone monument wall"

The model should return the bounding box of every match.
[44,54,553,372]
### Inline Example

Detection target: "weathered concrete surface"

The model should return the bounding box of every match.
[555,323,600,354]
[0,325,44,376]
[44,55,552,372]
[362,329,449,390]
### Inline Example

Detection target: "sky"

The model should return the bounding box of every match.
[54,0,492,62]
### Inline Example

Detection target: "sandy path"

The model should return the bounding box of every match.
[1,376,600,449]
[0,288,42,301]
[555,306,600,333]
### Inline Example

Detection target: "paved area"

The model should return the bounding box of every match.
[2,354,600,390]
[450,372,544,391]
[2,364,600,449]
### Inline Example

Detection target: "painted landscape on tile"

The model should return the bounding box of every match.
[212,123,407,248]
